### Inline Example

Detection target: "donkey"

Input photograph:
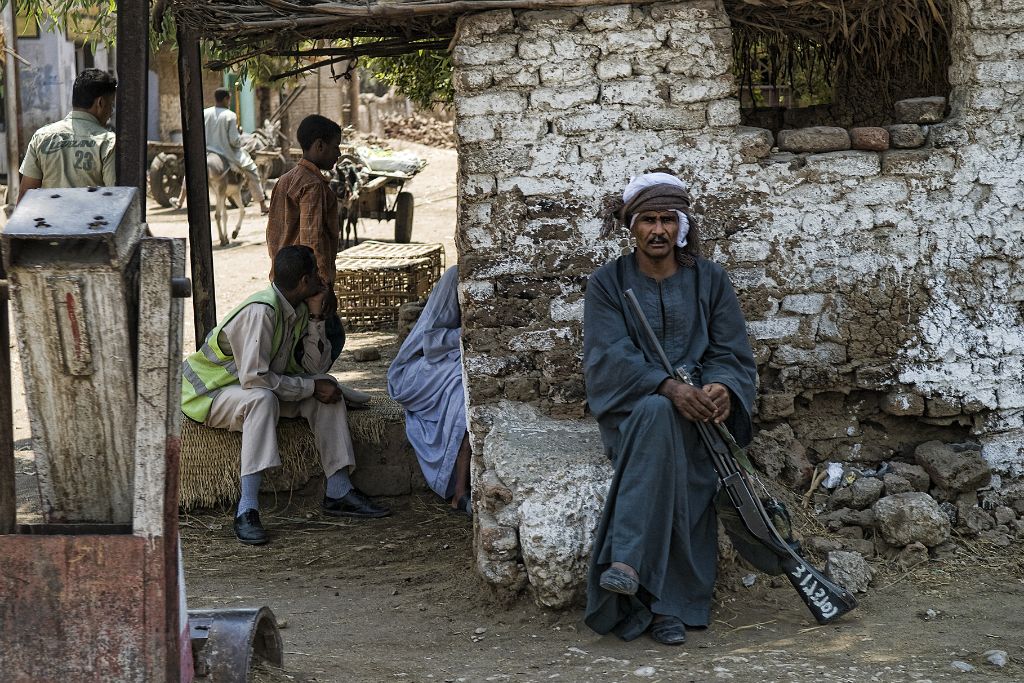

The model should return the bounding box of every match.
[205,120,284,246]
[206,153,246,247]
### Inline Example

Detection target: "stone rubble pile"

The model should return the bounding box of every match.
[379,112,456,149]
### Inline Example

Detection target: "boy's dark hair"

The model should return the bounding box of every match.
[213,87,231,103]
[273,245,317,291]
[296,115,342,151]
[71,69,117,109]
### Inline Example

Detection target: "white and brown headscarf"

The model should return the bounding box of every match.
[602,172,701,266]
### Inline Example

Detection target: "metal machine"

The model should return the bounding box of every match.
[0,187,282,682]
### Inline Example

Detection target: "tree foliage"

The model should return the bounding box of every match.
[364,50,452,109]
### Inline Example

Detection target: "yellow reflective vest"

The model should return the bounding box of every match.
[181,287,308,423]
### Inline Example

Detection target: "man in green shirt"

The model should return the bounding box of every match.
[18,68,117,202]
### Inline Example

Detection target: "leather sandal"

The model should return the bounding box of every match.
[649,616,687,646]
[598,566,639,595]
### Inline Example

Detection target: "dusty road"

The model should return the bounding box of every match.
[9,140,1024,682]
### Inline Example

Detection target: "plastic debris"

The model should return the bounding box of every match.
[633,666,656,677]
[742,573,757,588]
[823,462,845,489]
[984,650,1008,667]
[951,660,975,672]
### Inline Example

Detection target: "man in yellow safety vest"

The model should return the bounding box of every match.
[182,244,389,545]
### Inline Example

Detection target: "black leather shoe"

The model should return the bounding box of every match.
[599,566,639,595]
[234,509,268,545]
[323,489,391,518]
[649,617,687,646]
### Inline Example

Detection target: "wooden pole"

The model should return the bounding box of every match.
[176,25,217,345]
[2,0,22,207]
[115,0,150,220]
[348,63,360,130]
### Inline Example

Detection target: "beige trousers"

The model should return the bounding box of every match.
[206,384,355,478]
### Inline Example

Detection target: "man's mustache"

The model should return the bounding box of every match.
[647,236,669,245]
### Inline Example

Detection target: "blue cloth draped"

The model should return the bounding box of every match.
[387,266,466,498]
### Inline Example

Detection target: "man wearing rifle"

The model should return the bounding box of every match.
[583,172,758,646]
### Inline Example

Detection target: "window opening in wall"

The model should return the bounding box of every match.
[726,0,953,134]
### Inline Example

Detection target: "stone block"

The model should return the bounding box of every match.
[481,401,612,607]
[777,126,851,153]
[539,61,593,86]
[928,123,969,148]
[734,126,774,161]
[453,43,518,68]
[582,5,636,31]
[453,69,493,93]
[601,80,663,105]
[872,492,951,547]
[707,98,741,127]
[746,317,801,340]
[461,8,515,37]
[478,511,519,561]
[803,150,881,178]
[747,422,813,487]
[926,396,961,417]
[518,39,553,61]
[781,293,825,314]
[825,550,873,593]
[849,127,890,151]
[975,60,1024,83]
[554,109,625,135]
[887,124,926,149]
[883,473,915,496]
[455,116,495,143]
[603,28,663,54]
[458,92,528,116]
[959,506,995,535]
[530,85,599,110]
[881,390,925,416]
[994,505,1016,526]
[883,149,958,175]
[517,9,580,30]
[914,441,992,493]
[759,393,796,420]
[896,541,929,570]
[596,56,632,80]
[669,77,734,104]
[630,107,705,131]
[894,96,947,124]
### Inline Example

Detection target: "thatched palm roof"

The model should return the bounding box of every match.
[173,0,950,87]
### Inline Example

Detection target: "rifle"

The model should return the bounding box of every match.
[623,288,857,625]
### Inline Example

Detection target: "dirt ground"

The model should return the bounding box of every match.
[9,140,1024,682]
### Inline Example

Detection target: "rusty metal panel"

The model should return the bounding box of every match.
[0,533,173,682]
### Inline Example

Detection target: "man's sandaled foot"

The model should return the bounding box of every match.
[649,616,686,646]
[598,565,639,595]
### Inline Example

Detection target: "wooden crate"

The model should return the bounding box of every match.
[334,241,445,330]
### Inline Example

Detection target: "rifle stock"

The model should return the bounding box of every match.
[622,288,857,625]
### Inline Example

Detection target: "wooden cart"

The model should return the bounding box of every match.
[332,150,427,246]
[146,141,291,208]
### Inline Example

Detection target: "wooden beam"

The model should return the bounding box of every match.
[268,40,449,81]
[115,0,150,220]
[176,25,218,345]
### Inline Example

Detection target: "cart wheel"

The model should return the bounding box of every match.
[149,153,183,207]
[394,191,414,244]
